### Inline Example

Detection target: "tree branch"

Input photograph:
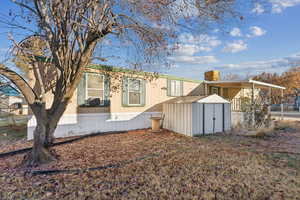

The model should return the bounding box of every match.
[0,64,37,104]
[10,0,38,15]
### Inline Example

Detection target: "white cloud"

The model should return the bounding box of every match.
[151,22,172,31]
[177,33,221,54]
[222,40,247,53]
[230,28,242,37]
[219,52,300,72]
[169,55,218,64]
[213,29,219,33]
[175,44,199,56]
[169,33,221,65]
[252,3,265,14]
[172,0,199,18]
[270,0,300,13]
[247,26,266,37]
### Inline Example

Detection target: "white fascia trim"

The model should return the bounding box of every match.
[204,80,286,90]
[249,80,286,90]
[204,80,247,84]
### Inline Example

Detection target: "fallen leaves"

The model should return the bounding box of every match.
[0,128,299,199]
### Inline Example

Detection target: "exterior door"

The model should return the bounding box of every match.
[214,104,223,133]
[204,104,214,134]
[203,103,224,134]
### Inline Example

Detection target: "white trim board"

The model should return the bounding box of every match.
[27,112,162,140]
[205,80,285,90]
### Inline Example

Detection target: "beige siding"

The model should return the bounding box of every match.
[110,78,199,113]
[188,82,206,96]
[29,68,201,115]
[225,88,260,99]
[218,87,260,100]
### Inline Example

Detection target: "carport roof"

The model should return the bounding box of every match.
[205,79,285,90]
[164,94,230,104]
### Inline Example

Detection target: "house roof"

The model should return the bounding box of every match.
[87,64,203,83]
[205,79,285,90]
[164,94,230,104]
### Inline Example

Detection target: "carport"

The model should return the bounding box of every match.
[204,79,286,124]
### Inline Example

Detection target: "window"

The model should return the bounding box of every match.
[122,77,146,107]
[86,73,104,106]
[77,73,110,107]
[128,78,142,105]
[168,80,183,97]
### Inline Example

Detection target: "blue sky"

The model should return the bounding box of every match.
[1,1,300,80]
[167,1,300,79]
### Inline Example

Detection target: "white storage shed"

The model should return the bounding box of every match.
[163,94,231,136]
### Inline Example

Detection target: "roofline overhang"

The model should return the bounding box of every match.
[204,79,286,90]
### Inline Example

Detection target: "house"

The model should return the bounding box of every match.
[27,65,202,139]
[27,65,285,139]
[0,84,27,115]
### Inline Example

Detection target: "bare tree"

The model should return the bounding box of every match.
[0,0,246,166]
[222,73,243,81]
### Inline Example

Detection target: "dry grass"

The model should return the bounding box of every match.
[0,127,300,199]
[274,120,300,132]
[253,127,275,138]
[0,125,27,147]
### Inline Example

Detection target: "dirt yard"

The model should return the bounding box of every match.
[0,121,299,199]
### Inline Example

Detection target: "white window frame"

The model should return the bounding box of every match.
[169,80,182,97]
[127,78,142,106]
[85,73,105,106]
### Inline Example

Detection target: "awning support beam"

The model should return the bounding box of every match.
[268,87,272,114]
[252,83,255,127]
[281,89,284,120]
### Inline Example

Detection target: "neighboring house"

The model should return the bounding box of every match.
[27,66,285,139]
[0,84,27,115]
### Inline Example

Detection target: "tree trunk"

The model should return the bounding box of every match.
[45,122,56,147]
[22,114,57,167]
[22,100,69,167]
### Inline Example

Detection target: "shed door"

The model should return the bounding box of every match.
[204,104,214,134]
[214,104,223,133]
[203,103,224,134]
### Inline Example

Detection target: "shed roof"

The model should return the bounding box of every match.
[164,94,230,104]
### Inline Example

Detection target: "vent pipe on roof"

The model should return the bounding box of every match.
[204,70,220,81]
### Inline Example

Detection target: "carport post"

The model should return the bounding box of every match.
[268,87,272,114]
[251,83,255,127]
[281,89,284,120]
